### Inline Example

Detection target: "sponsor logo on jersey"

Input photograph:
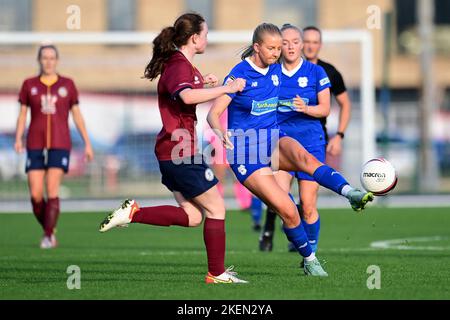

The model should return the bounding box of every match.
[31,87,38,95]
[298,77,308,88]
[251,81,258,87]
[250,97,278,116]
[40,94,57,114]
[319,77,330,86]
[58,86,68,98]
[271,75,279,86]
[238,164,247,175]
[205,168,215,181]
[278,97,310,112]
[194,76,201,85]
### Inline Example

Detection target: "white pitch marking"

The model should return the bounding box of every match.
[370,236,450,251]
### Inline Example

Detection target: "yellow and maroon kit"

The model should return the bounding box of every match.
[18,75,79,150]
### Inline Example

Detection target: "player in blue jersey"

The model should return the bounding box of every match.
[260,24,332,256]
[207,23,373,276]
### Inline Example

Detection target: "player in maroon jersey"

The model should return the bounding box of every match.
[14,44,94,249]
[98,13,248,283]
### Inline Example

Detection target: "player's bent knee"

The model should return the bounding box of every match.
[301,204,317,220]
[283,214,300,228]
[188,217,203,227]
[30,188,44,200]
[277,204,300,227]
[47,191,60,199]
[304,152,321,168]
[187,211,203,227]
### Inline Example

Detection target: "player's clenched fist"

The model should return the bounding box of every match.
[221,131,234,150]
[293,95,308,114]
[226,78,246,93]
[203,73,219,87]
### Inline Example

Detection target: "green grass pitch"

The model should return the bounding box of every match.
[0,206,449,300]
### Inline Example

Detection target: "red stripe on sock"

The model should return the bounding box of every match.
[131,206,189,227]
[203,218,226,276]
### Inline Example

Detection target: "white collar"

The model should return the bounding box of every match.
[245,57,270,75]
[282,58,303,77]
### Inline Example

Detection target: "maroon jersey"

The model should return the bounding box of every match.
[155,51,204,161]
[18,75,79,150]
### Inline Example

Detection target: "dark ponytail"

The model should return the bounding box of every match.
[143,27,176,80]
[240,23,282,60]
[240,46,255,60]
[144,13,205,81]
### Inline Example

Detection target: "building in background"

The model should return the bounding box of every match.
[0,0,449,91]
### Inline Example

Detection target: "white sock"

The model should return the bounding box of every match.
[304,252,316,262]
[341,184,354,197]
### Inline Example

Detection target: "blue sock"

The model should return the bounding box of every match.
[313,165,349,194]
[302,216,320,252]
[283,223,313,258]
[280,193,297,232]
[250,196,262,225]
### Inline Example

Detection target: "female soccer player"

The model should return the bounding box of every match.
[203,111,253,211]
[98,13,247,284]
[15,44,94,249]
[203,111,263,231]
[207,23,373,276]
[261,25,356,253]
[261,24,332,256]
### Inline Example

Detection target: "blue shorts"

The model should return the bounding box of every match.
[228,129,287,184]
[158,155,218,200]
[26,149,70,173]
[291,144,326,181]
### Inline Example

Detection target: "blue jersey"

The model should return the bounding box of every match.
[277,59,331,147]
[224,58,283,183]
[225,58,281,139]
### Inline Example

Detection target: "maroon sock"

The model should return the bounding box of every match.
[131,206,189,227]
[31,198,46,228]
[203,218,226,276]
[44,197,60,237]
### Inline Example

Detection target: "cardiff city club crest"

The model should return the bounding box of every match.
[271,75,279,86]
[298,77,308,88]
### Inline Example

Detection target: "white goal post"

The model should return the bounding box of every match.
[0,30,375,162]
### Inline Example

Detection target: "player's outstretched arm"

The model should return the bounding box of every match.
[179,78,245,105]
[207,94,234,150]
[14,105,28,153]
[71,105,94,161]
